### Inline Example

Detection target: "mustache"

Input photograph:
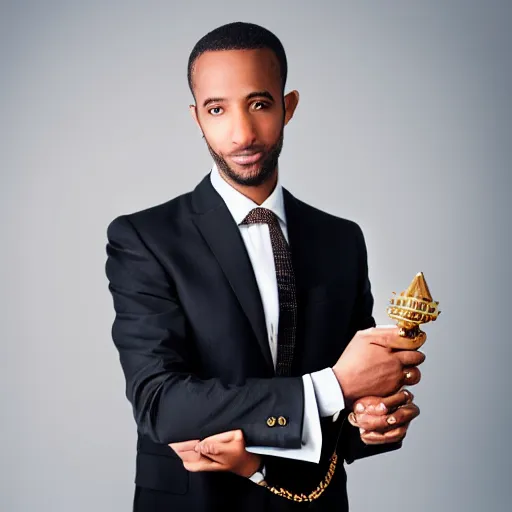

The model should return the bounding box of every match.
[228,146,265,157]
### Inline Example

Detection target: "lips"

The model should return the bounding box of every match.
[230,151,263,166]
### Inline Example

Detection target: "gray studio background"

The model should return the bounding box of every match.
[1,1,511,511]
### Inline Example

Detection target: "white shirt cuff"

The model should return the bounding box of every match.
[310,368,345,421]
[248,465,266,484]
[246,375,322,463]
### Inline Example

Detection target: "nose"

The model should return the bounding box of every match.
[231,110,257,148]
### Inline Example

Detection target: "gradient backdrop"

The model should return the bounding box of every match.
[1,1,511,511]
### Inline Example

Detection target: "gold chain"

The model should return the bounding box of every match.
[258,451,337,502]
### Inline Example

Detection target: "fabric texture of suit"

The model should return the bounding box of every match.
[105,174,402,511]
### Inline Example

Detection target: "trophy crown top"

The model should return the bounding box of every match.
[401,271,433,302]
[387,272,440,344]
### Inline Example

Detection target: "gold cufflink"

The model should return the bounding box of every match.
[278,416,287,426]
[266,416,276,427]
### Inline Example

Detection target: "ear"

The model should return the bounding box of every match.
[283,90,300,126]
[189,104,205,138]
[189,104,200,129]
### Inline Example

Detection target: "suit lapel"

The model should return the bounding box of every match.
[192,176,274,372]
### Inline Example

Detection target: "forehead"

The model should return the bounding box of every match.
[192,48,281,101]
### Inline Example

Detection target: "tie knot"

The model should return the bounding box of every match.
[241,208,279,226]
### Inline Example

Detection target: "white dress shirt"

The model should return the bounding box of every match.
[210,165,344,465]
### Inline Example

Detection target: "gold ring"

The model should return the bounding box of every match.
[404,370,412,381]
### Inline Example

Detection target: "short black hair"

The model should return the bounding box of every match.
[187,22,288,98]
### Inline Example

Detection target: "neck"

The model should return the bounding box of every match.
[220,170,278,205]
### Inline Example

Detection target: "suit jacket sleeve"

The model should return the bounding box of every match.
[342,223,403,464]
[105,215,304,447]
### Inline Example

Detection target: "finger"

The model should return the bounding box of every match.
[356,403,419,432]
[361,425,408,445]
[396,350,426,367]
[175,449,207,464]
[197,430,244,456]
[183,459,225,472]
[348,412,359,427]
[169,440,200,454]
[199,442,238,459]
[361,430,406,445]
[355,389,415,417]
[359,403,419,434]
[402,388,414,404]
[199,443,221,456]
[402,367,422,386]
[379,389,414,412]
[353,397,388,415]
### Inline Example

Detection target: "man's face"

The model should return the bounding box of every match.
[190,48,291,187]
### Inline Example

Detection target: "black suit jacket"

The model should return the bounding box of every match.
[105,174,401,511]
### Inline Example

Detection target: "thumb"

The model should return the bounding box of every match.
[366,325,400,349]
[198,440,231,460]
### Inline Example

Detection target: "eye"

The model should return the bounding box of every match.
[252,101,268,111]
[208,106,224,116]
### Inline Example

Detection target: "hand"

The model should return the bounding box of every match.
[169,429,262,478]
[348,389,420,445]
[332,326,426,405]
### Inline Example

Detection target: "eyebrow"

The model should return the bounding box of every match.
[202,97,224,108]
[202,90,275,108]
[247,91,275,102]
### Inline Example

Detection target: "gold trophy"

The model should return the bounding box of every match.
[347,272,440,429]
[386,272,440,350]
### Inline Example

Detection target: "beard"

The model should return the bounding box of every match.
[203,129,284,187]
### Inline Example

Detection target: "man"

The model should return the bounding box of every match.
[105,22,424,511]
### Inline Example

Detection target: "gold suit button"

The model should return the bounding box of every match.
[266,416,276,427]
[278,416,288,427]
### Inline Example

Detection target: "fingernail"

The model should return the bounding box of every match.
[359,428,366,434]
[355,403,365,413]
[194,445,200,452]
[387,416,397,425]
[377,403,387,412]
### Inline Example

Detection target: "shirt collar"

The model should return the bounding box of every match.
[210,163,287,226]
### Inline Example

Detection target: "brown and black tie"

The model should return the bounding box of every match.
[241,208,297,376]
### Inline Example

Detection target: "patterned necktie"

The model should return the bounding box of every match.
[241,208,297,376]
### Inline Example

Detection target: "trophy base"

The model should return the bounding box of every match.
[390,325,426,350]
